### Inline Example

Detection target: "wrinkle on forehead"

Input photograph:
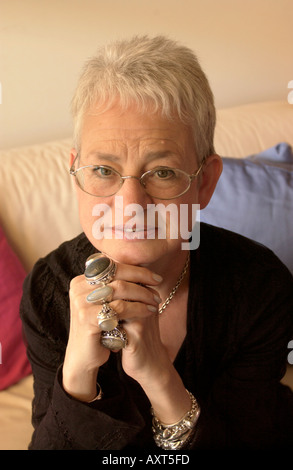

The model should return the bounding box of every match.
[82,106,190,142]
[83,138,185,166]
[80,105,196,165]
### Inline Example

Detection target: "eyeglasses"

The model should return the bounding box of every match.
[70,155,205,200]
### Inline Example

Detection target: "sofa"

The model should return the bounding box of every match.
[0,100,292,450]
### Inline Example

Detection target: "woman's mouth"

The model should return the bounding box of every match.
[112,225,157,240]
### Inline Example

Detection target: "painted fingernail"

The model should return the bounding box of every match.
[152,273,163,283]
[147,305,158,313]
[153,294,162,304]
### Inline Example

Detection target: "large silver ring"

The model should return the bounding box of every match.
[85,253,117,285]
[100,326,128,351]
[97,303,119,331]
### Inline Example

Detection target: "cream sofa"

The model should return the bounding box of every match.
[0,100,293,450]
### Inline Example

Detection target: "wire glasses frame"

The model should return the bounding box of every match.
[70,154,206,200]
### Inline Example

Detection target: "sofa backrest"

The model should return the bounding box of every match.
[0,100,292,271]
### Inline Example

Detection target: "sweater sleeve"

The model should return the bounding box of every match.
[20,256,151,450]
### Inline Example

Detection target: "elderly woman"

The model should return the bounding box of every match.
[20,36,293,450]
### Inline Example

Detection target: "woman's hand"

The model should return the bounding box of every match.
[109,264,193,425]
[64,260,192,424]
[63,274,111,401]
[63,263,163,402]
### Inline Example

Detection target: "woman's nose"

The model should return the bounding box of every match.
[117,175,152,208]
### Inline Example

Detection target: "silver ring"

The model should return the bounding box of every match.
[85,253,117,285]
[100,326,128,350]
[97,303,119,331]
[86,285,113,304]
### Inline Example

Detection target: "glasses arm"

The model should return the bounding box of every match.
[190,157,206,180]
[69,154,81,175]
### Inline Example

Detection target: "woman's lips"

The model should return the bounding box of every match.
[112,226,157,240]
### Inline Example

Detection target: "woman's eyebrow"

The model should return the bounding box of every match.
[85,149,180,164]
[144,150,180,162]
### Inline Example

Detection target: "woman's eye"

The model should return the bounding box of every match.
[155,168,176,179]
[93,166,114,177]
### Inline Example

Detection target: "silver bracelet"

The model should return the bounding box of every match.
[151,390,200,450]
[86,382,103,402]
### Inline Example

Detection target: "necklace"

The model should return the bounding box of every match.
[158,252,190,315]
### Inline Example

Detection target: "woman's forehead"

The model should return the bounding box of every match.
[81,103,192,141]
[79,104,195,161]
[84,137,182,151]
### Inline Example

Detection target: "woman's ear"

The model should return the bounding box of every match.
[70,148,78,167]
[198,154,223,210]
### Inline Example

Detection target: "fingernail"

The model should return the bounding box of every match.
[147,305,158,313]
[153,294,162,304]
[152,273,163,283]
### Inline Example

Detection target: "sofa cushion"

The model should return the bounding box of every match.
[0,138,82,271]
[201,143,293,274]
[0,226,31,390]
[214,101,293,158]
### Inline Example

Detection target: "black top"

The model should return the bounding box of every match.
[20,223,293,450]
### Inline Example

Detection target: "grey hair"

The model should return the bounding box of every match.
[71,35,216,162]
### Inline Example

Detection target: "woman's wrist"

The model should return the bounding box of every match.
[140,365,192,425]
[141,366,200,449]
[151,389,200,450]
[62,363,99,402]
[86,382,103,402]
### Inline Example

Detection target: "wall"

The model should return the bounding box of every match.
[1,0,293,149]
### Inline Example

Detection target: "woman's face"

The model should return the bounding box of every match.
[71,103,206,267]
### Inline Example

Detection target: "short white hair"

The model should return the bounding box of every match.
[71,35,216,162]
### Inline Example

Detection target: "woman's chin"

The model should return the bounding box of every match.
[91,237,173,267]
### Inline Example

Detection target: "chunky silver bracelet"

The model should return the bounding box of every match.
[151,390,200,450]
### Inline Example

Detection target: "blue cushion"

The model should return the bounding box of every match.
[201,143,293,274]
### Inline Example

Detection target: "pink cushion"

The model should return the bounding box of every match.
[0,226,31,390]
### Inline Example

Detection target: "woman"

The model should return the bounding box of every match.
[20,36,293,450]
